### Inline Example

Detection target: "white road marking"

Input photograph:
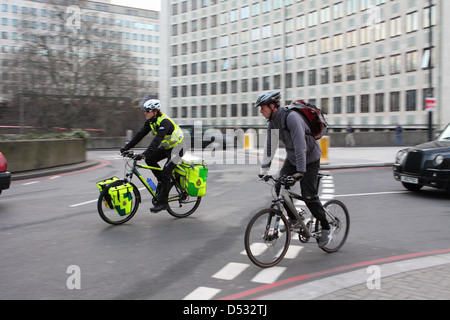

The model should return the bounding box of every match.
[182,286,221,300]
[22,181,39,186]
[69,199,97,207]
[212,262,250,280]
[251,266,286,284]
[335,191,408,197]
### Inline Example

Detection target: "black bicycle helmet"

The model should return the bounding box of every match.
[254,91,281,108]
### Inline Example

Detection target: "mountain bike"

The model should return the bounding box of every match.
[97,151,203,225]
[244,173,349,268]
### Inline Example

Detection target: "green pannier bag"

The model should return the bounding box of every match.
[174,158,208,197]
[97,176,120,193]
[108,183,134,216]
[96,176,120,208]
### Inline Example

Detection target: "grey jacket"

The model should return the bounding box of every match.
[262,107,322,173]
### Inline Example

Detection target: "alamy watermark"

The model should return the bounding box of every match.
[366,5,382,30]
[366,265,381,290]
[66,265,81,290]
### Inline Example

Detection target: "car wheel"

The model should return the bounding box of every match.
[401,182,423,192]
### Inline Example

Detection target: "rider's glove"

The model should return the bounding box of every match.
[293,172,304,181]
[258,167,269,178]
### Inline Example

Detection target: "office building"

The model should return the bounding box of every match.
[0,0,160,104]
[161,0,448,130]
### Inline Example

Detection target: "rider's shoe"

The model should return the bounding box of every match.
[318,226,335,248]
[150,202,168,213]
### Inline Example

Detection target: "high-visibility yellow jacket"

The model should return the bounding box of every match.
[149,113,184,149]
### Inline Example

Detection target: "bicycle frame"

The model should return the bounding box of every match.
[269,175,334,239]
[124,157,187,204]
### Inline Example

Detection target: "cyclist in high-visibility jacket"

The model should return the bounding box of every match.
[121,99,185,212]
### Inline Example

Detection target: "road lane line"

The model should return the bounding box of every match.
[22,181,39,186]
[70,199,97,207]
[335,191,408,197]
[212,262,250,280]
[251,266,286,284]
[183,287,221,300]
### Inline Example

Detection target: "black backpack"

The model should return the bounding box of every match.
[285,100,328,140]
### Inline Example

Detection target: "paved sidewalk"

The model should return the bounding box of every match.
[261,252,450,300]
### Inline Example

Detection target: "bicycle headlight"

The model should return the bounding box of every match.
[395,150,407,164]
[433,154,444,166]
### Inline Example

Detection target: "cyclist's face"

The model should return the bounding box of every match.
[260,104,276,119]
[144,110,155,120]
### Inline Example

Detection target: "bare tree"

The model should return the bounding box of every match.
[5,0,152,134]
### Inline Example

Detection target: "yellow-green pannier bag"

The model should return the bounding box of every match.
[97,176,120,193]
[108,183,134,216]
[96,176,120,208]
[174,158,208,197]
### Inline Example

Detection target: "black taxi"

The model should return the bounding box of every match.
[393,123,450,193]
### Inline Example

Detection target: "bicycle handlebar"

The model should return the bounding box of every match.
[120,150,145,160]
[258,175,296,186]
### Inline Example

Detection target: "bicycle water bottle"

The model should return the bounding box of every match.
[146,178,157,191]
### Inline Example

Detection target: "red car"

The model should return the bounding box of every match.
[0,152,11,195]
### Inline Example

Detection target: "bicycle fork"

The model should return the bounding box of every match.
[263,211,282,242]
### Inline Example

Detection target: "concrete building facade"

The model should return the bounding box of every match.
[0,0,160,104]
[160,0,449,130]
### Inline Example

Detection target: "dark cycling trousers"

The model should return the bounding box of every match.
[145,145,185,203]
[279,159,330,230]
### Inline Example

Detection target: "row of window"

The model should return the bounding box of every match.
[171,0,387,18]
[171,50,428,87]
[172,6,435,39]
[172,89,431,119]
[0,4,159,30]
[172,10,435,58]
[1,19,160,43]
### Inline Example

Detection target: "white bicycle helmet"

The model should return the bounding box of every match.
[142,99,161,111]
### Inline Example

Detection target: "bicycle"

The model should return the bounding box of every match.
[97,150,202,225]
[244,173,349,268]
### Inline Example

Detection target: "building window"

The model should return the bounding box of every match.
[347,63,356,81]
[333,65,343,83]
[390,17,402,37]
[406,11,418,33]
[390,92,400,112]
[375,57,385,76]
[308,70,316,86]
[297,71,305,87]
[406,51,418,72]
[375,93,384,112]
[406,90,416,111]
[333,97,342,114]
[347,96,355,113]
[321,68,329,84]
[361,94,370,113]
[389,54,401,74]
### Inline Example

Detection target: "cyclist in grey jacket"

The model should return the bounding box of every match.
[255,91,333,248]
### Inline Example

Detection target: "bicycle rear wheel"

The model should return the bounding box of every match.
[315,199,350,252]
[244,208,291,268]
[166,183,201,218]
[97,182,140,225]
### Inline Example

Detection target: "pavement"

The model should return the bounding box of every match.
[8,146,450,300]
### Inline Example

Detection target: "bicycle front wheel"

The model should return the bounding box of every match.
[315,199,350,253]
[166,183,202,218]
[97,182,140,225]
[244,208,291,268]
